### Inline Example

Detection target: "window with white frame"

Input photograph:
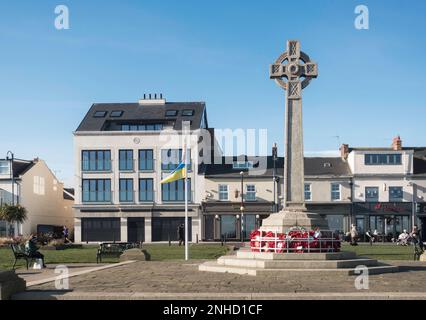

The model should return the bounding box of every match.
[246,185,256,201]
[304,183,312,201]
[389,186,403,202]
[331,183,341,201]
[365,187,379,202]
[218,185,229,201]
[0,161,10,175]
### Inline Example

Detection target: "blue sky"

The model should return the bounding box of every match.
[0,0,425,186]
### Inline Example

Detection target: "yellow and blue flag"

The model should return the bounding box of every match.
[160,162,187,184]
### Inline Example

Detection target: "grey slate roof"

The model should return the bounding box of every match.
[414,148,426,175]
[76,102,207,132]
[204,156,352,178]
[12,159,35,178]
[63,188,75,201]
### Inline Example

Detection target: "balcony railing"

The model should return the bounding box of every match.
[162,191,194,203]
[82,160,112,172]
[82,191,113,203]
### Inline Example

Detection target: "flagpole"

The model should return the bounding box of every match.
[184,125,189,261]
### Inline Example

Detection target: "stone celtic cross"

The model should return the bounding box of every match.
[270,40,318,209]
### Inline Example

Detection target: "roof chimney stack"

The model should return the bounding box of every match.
[392,136,402,151]
[340,144,349,160]
[138,93,166,105]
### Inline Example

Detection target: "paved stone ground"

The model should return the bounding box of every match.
[26,260,426,294]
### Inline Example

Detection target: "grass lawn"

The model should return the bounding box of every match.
[0,243,416,270]
[0,244,229,270]
[342,243,415,261]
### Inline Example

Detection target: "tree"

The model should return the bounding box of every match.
[0,204,27,235]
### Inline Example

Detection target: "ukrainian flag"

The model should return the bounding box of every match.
[160,162,187,184]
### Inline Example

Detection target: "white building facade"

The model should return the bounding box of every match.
[73,96,210,243]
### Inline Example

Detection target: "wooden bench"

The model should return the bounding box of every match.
[96,243,135,263]
[10,244,37,270]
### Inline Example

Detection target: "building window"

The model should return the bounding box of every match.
[182,109,194,116]
[82,179,111,203]
[165,110,178,117]
[162,179,191,202]
[110,110,123,118]
[33,176,45,195]
[121,124,163,131]
[93,111,107,118]
[218,185,229,201]
[139,179,154,202]
[119,179,134,203]
[161,149,191,171]
[0,161,9,175]
[365,187,379,202]
[304,183,312,201]
[331,183,341,201]
[119,150,134,171]
[139,150,154,171]
[365,154,402,165]
[246,185,256,201]
[82,150,111,171]
[232,161,253,170]
[389,187,403,202]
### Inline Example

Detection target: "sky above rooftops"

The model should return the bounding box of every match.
[0,0,425,186]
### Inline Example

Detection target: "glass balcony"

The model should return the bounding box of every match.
[82,160,112,172]
[82,191,113,203]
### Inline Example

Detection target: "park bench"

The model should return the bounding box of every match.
[96,242,135,263]
[10,243,37,270]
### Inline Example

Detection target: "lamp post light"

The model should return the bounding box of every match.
[6,151,14,206]
[240,171,245,243]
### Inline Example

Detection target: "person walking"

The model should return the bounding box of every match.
[62,225,70,243]
[350,224,358,246]
[410,225,424,261]
[177,223,185,246]
[366,229,374,246]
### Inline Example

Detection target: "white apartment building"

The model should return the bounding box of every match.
[0,158,74,237]
[341,136,426,241]
[73,95,211,243]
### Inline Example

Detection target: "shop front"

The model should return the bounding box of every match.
[353,202,413,242]
[306,203,351,236]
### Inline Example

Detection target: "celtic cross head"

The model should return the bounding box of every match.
[270,40,318,99]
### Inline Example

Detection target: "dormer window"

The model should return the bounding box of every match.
[94,111,107,118]
[110,111,123,118]
[233,161,253,170]
[182,109,194,116]
[165,110,178,117]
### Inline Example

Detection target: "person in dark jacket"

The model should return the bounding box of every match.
[411,225,424,261]
[25,235,46,268]
[177,224,185,246]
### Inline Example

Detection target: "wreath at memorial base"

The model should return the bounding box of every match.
[250,226,341,253]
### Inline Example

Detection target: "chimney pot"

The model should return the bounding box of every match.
[392,136,402,151]
[340,144,349,160]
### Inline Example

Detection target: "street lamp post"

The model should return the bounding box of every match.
[240,171,245,243]
[6,151,14,206]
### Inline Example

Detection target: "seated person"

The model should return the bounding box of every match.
[25,235,47,268]
[397,229,409,245]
